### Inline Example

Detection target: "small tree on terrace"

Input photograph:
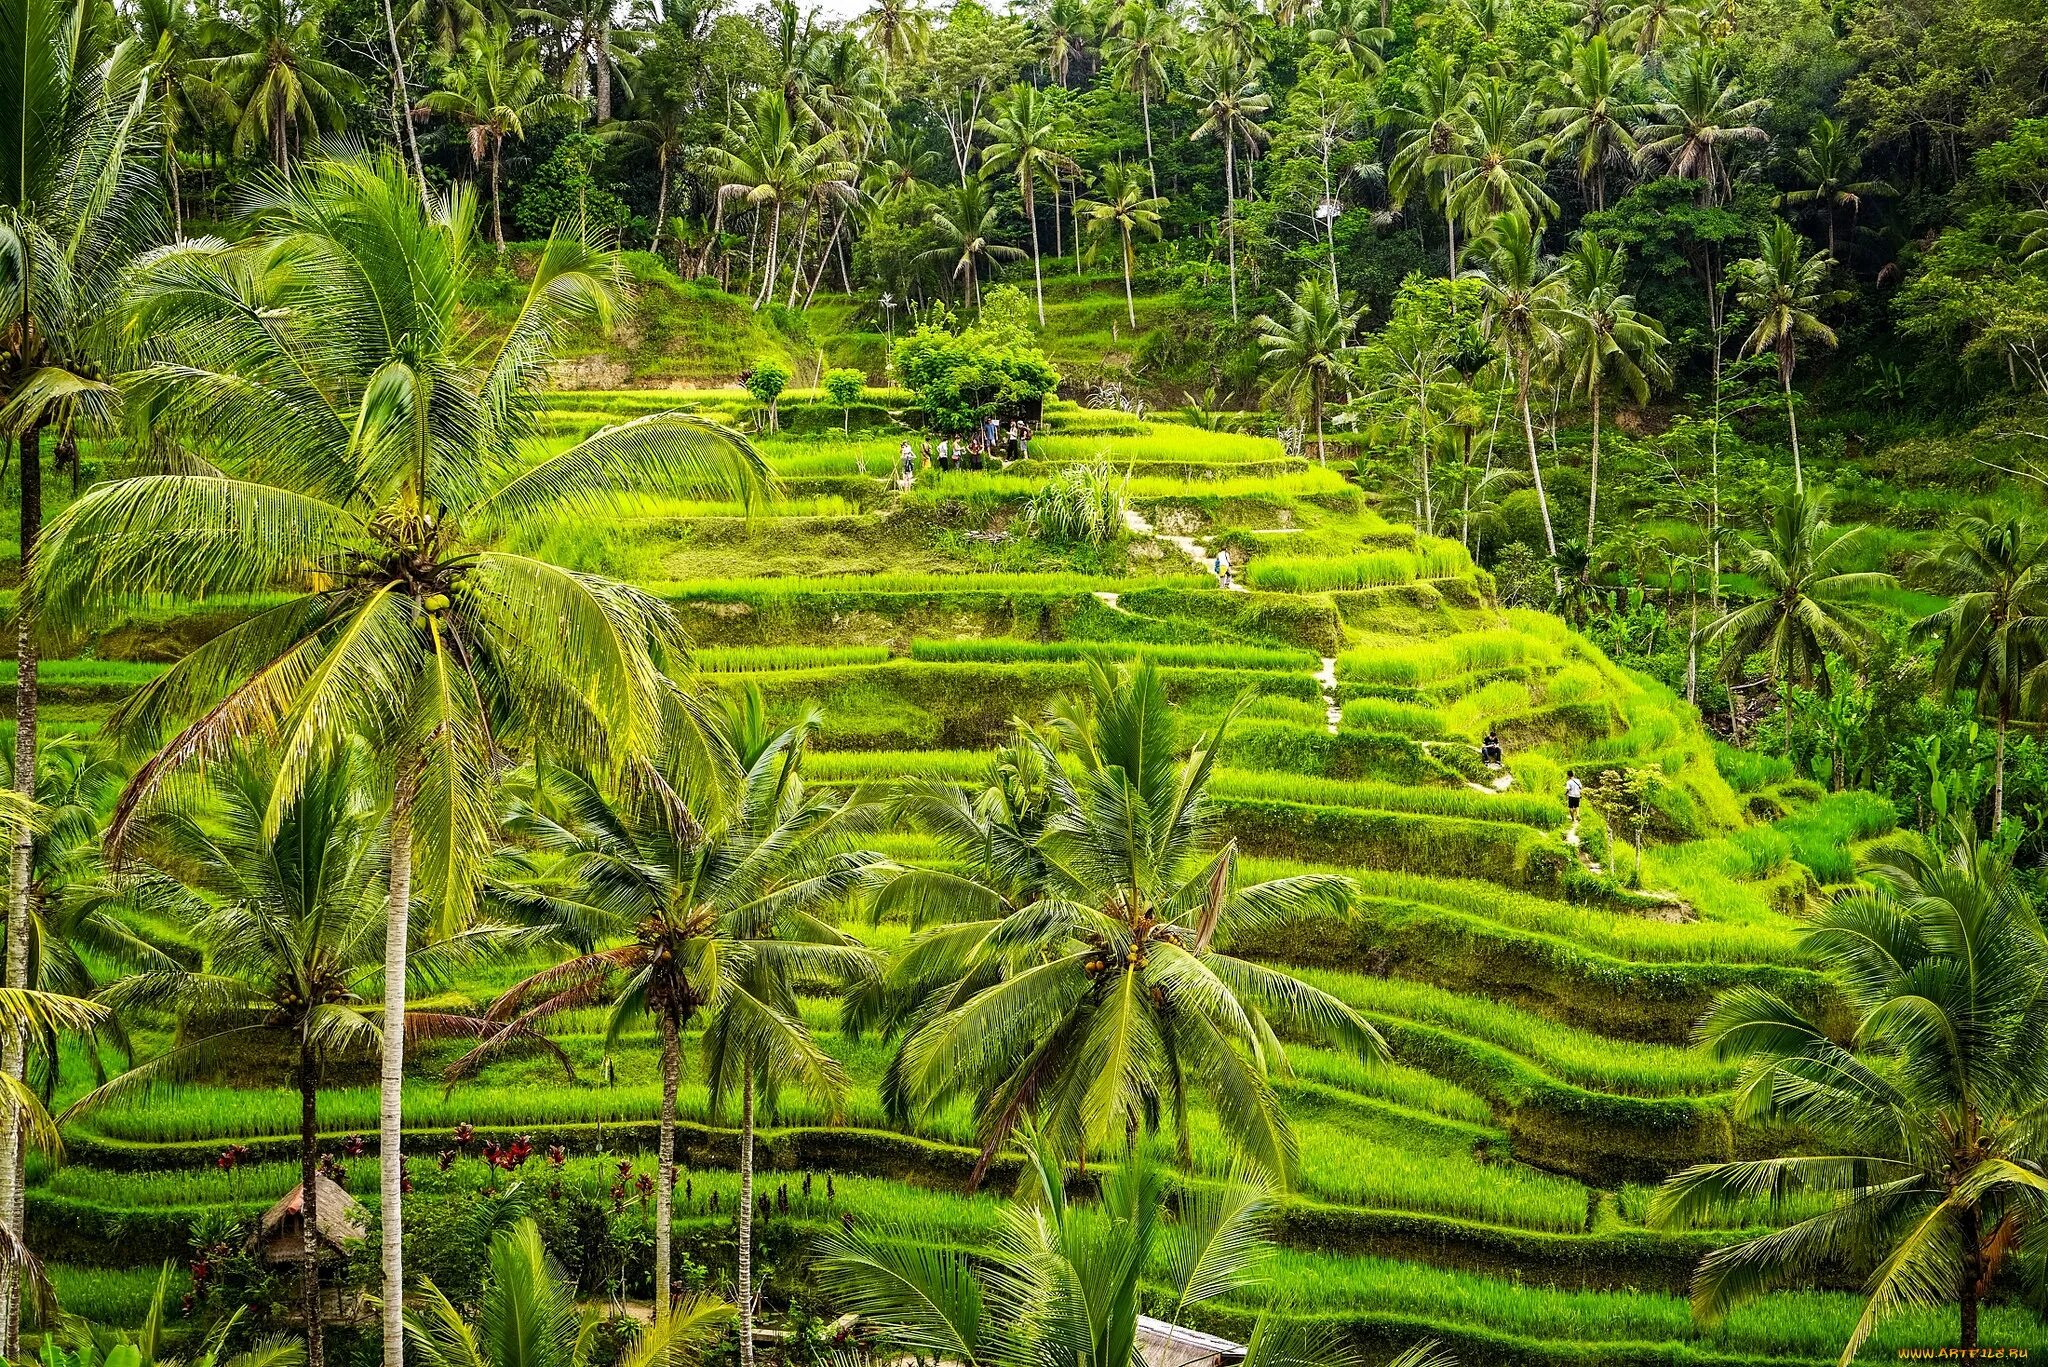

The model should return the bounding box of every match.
[1255,277,1364,464]
[745,358,792,432]
[823,367,866,432]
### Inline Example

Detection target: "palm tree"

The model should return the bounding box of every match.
[712,95,852,310]
[1729,219,1836,491]
[421,29,580,249]
[979,84,1065,325]
[0,0,160,1334]
[1441,79,1556,234]
[820,1133,1453,1367]
[1106,0,1176,196]
[1308,0,1391,78]
[62,753,552,1367]
[599,101,692,253]
[453,697,883,1337]
[1910,516,2048,828]
[408,1221,732,1367]
[921,179,1025,309]
[31,153,773,1367]
[1077,162,1166,327]
[1542,232,1669,544]
[1188,48,1272,321]
[119,0,229,235]
[204,0,360,167]
[1775,117,1891,259]
[1541,35,1646,212]
[863,661,1383,1184]
[1651,826,2048,1361]
[1038,0,1092,84]
[1612,0,1696,57]
[1257,277,1364,463]
[1463,212,1562,582]
[860,0,930,70]
[1387,52,1474,281]
[1703,489,1892,753]
[2020,208,2048,269]
[1637,51,1768,204]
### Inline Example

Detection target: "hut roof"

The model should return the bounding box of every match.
[247,1175,367,1260]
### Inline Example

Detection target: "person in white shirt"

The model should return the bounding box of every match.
[1214,548,1232,588]
[1565,772,1582,835]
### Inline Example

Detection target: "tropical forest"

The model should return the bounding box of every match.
[0,0,2045,1362]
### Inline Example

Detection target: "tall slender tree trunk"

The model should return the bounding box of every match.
[381,0,427,193]
[595,19,612,122]
[1958,1212,1982,1351]
[490,140,505,249]
[754,203,782,310]
[651,152,671,252]
[1585,382,1601,545]
[1140,85,1157,197]
[167,149,183,236]
[1993,694,2009,828]
[1517,352,1561,592]
[654,1012,680,1321]
[1050,172,1062,262]
[1023,172,1044,325]
[1121,230,1136,326]
[0,425,41,1358]
[1223,138,1238,321]
[379,769,418,1367]
[737,1071,756,1367]
[300,1049,326,1367]
[1442,168,1456,281]
[1781,356,1802,492]
[1312,377,1326,464]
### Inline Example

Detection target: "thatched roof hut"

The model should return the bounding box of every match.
[246,1175,366,1265]
[1135,1316,1247,1367]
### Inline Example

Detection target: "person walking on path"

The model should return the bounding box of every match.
[1565,771,1582,836]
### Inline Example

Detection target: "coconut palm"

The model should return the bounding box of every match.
[1440,79,1556,234]
[119,0,230,235]
[408,1220,732,1367]
[1703,488,1893,752]
[1463,212,1563,580]
[31,153,772,1367]
[1637,50,1768,204]
[1256,277,1364,463]
[1910,516,2048,828]
[1188,48,1271,321]
[421,29,580,249]
[1541,232,1669,544]
[1729,219,1836,491]
[1775,117,1891,260]
[1077,162,1166,327]
[1612,0,1696,57]
[819,1131,1453,1367]
[1651,826,2048,1363]
[62,752,556,1367]
[0,0,161,1332]
[1105,0,1176,196]
[599,99,692,253]
[862,661,1384,1186]
[920,179,1024,309]
[1387,52,1474,280]
[1308,0,1391,78]
[860,0,930,70]
[450,696,883,1336]
[711,95,852,310]
[979,84,1066,325]
[1541,35,1646,212]
[2021,209,2048,269]
[204,0,360,167]
[1038,0,1092,85]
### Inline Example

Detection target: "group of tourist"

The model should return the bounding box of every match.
[895,417,1036,489]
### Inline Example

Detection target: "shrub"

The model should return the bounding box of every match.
[743,357,792,431]
[823,367,866,431]
[1025,461,1129,545]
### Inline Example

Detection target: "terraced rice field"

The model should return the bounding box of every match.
[32,396,1993,1364]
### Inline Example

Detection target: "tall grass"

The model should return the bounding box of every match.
[1211,769,1565,828]
[908,639,1316,671]
[1774,790,1899,884]
[1337,631,1563,688]
[693,645,892,672]
[657,573,1210,600]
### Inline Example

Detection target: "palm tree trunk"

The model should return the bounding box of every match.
[1585,382,1601,546]
[1024,172,1044,326]
[167,147,183,236]
[1121,229,1136,327]
[738,1070,756,1367]
[1994,694,2009,828]
[755,203,782,311]
[1140,85,1157,197]
[596,18,612,122]
[1958,1210,1982,1351]
[1313,375,1326,464]
[381,0,427,193]
[1781,355,1802,492]
[1442,168,1456,282]
[655,1010,680,1322]
[301,1047,325,1367]
[490,139,505,249]
[0,425,41,1357]
[379,768,417,1367]
[1518,352,1561,594]
[651,151,671,253]
[1223,138,1238,321]
[1050,172,1063,262]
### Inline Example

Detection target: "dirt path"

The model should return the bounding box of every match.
[1315,657,1341,734]
[1123,506,1247,591]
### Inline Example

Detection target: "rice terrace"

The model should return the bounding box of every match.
[2,0,2046,1364]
